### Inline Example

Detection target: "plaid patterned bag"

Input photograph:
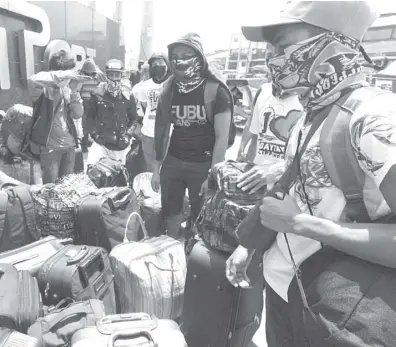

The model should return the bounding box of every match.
[32,173,98,240]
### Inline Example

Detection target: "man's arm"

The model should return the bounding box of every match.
[212,86,232,167]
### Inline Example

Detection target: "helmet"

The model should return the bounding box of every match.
[105,59,124,72]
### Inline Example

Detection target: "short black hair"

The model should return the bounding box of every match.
[49,50,76,71]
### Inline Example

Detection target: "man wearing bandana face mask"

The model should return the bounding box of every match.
[152,33,233,239]
[137,53,171,171]
[86,59,138,166]
[225,2,396,346]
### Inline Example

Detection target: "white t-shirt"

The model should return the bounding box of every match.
[138,79,163,138]
[250,84,303,165]
[264,92,396,302]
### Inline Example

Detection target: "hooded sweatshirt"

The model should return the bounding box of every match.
[154,33,234,162]
[148,52,171,83]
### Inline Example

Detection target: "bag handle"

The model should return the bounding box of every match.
[67,246,89,265]
[124,212,148,242]
[100,313,152,325]
[107,329,156,347]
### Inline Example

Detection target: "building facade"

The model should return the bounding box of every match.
[0,1,124,110]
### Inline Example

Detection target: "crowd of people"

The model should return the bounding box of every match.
[1,1,396,346]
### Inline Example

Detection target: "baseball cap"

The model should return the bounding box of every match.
[242,1,380,43]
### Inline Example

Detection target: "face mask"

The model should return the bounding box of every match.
[171,56,204,93]
[267,32,362,109]
[106,80,122,98]
[152,65,167,82]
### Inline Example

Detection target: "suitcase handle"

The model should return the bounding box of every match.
[107,329,157,347]
[78,251,105,290]
[67,246,89,265]
[100,313,152,325]
[124,212,148,242]
[108,190,132,209]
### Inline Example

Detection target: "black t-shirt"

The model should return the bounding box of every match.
[168,83,232,162]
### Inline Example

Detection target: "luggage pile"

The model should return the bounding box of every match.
[0,178,188,346]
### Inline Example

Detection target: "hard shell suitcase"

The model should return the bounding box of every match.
[181,241,264,347]
[75,187,141,253]
[0,263,42,334]
[0,327,42,347]
[27,299,106,347]
[0,236,73,276]
[37,245,117,314]
[70,313,187,347]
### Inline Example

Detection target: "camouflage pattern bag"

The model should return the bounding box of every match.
[196,191,255,253]
[211,160,267,202]
[32,173,98,240]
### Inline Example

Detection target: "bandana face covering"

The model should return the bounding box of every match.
[106,80,122,98]
[267,32,363,110]
[171,56,205,94]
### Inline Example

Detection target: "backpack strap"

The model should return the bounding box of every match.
[0,191,8,244]
[204,79,220,124]
[320,87,387,222]
[9,186,39,241]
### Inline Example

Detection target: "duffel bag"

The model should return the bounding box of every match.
[210,160,267,202]
[0,183,40,253]
[87,157,130,188]
[32,173,98,240]
[110,212,187,319]
[37,245,116,314]
[0,327,42,347]
[71,313,187,347]
[27,299,106,347]
[0,263,43,333]
[0,154,41,185]
[75,186,141,253]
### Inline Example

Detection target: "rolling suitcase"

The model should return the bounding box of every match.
[181,241,264,347]
[0,327,42,347]
[75,187,141,253]
[0,264,42,334]
[37,245,117,314]
[70,313,187,347]
[0,236,73,276]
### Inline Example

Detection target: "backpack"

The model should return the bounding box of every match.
[204,79,236,147]
[196,161,267,253]
[87,157,130,188]
[289,87,396,346]
[0,184,40,253]
[0,104,33,155]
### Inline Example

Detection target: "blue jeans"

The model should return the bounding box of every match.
[160,154,211,222]
[40,147,76,184]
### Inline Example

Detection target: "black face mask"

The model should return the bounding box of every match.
[152,66,167,83]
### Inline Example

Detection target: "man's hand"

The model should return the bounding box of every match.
[151,171,161,192]
[67,71,92,92]
[237,165,269,194]
[226,245,256,288]
[199,178,209,197]
[260,194,302,234]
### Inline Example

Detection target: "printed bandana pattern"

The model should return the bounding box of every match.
[106,80,122,98]
[267,32,362,110]
[172,56,205,94]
